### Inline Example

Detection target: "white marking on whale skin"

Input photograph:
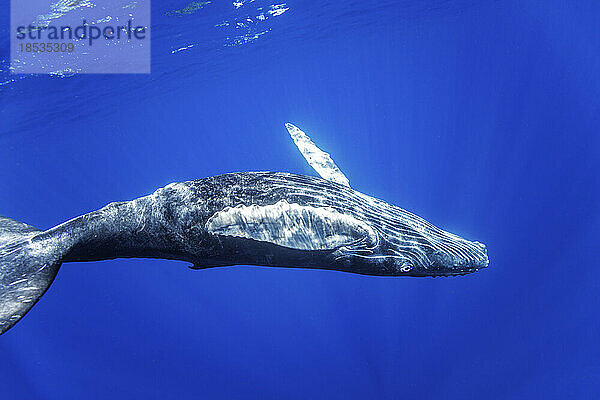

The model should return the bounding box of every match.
[205,200,376,251]
[285,123,350,187]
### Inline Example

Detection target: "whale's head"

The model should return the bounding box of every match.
[332,221,489,277]
[327,192,489,277]
[378,230,490,277]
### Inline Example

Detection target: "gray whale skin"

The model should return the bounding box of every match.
[0,125,488,334]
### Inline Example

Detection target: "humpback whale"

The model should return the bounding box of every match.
[0,123,488,334]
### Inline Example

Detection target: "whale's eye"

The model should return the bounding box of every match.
[400,264,412,273]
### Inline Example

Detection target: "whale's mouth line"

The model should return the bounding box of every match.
[412,266,488,277]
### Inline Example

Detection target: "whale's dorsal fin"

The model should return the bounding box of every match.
[285,123,350,187]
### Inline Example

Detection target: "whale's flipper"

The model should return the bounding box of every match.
[206,199,376,251]
[0,216,62,334]
[285,123,350,187]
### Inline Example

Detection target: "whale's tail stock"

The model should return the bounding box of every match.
[0,216,62,334]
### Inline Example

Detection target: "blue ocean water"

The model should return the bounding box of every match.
[1,0,599,398]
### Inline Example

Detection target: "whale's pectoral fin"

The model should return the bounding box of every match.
[285,122,350,187]
[205,200,376,251]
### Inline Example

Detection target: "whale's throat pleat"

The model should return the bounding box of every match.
[205,200,375,251]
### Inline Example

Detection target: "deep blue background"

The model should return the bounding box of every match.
[1,1,599,398]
